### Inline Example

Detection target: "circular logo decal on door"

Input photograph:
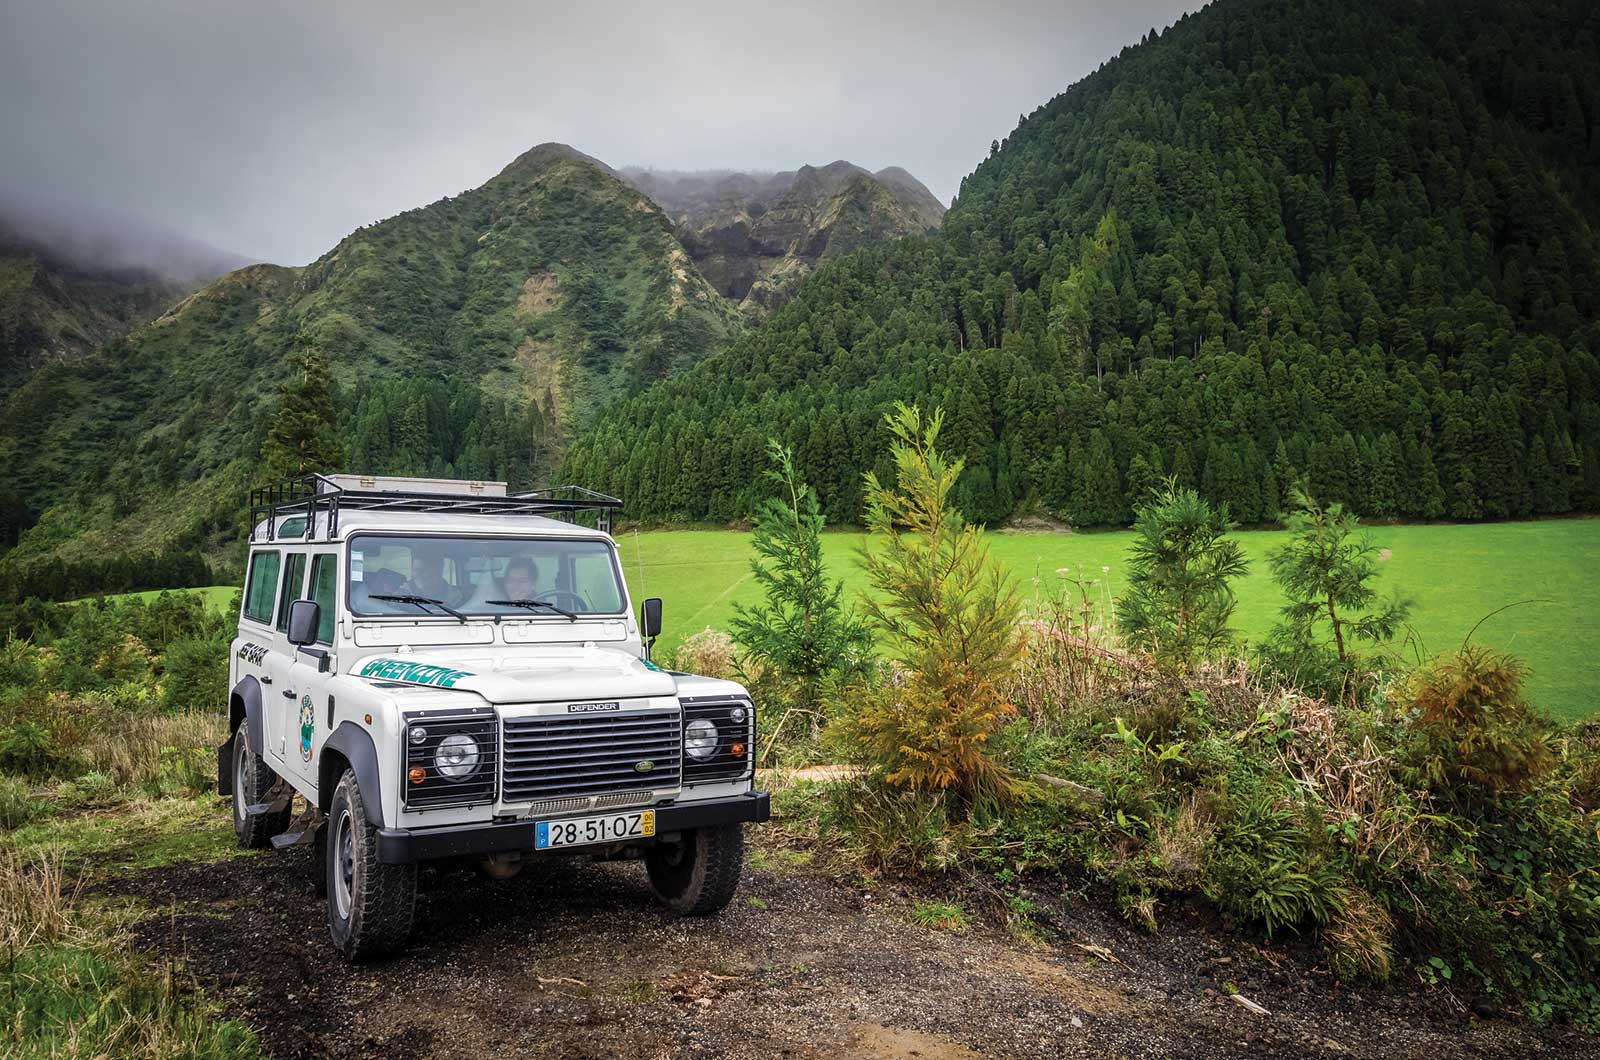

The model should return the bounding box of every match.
[299,695,315,762]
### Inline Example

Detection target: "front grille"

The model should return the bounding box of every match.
[402,709,497,808]
[501,709,682,803]
[682,697,755,783]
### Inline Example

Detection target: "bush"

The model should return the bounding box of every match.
[158,636,229,714]
[0,774,44,829]
[1401,646,1553,803]
[0,721,68,779]
[1116,480,1247,671]
[848,404,1023,811]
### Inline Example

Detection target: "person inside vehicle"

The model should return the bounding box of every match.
[406,550,457,604]
[501,557,540,601]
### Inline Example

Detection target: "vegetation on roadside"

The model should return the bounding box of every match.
[0,590,258,1058]
[739,406,1600,1030]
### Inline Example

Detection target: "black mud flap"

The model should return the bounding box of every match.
[216,736,234,797]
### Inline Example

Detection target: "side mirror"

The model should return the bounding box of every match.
[640,597,662,642]
[286,599,321,647]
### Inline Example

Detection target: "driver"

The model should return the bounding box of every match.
[501,558,540,601]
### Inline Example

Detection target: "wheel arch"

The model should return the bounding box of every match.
[322,721,385,827]
[229,676,265,755]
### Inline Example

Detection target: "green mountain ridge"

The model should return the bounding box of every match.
[564,0,1600,530]
[0,142,943,573]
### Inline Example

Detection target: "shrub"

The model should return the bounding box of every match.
[822,778,961,874]
[158,635,229,714]
[849,404,1023,811]
[731,440,871,703]
[1116,481,1248,670]
[0,720,67,778]
[0,773,44,829]
[1401,646,1553,802]
[670,627,738,681]
[1261,488,1410,704]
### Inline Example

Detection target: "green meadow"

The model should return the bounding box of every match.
[613,521,1598,723]
[141,520,1597,722]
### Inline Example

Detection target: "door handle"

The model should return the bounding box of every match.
[260,675,273,685]
[282,690,296,699]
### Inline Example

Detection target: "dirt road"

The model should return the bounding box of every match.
[113,829,1592,1060]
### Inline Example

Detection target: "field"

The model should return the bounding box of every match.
[613,520,1599,723]
[141,520,1597,722]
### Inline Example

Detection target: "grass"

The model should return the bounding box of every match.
[94,585,237,611]
[910,899,970,932]
[616,520,1600,722]
[1,795,244,870]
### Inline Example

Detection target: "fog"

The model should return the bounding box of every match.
[0,1,1202,266]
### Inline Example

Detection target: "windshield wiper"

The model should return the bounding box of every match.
[486,598,577,622]
[370,594,468,623]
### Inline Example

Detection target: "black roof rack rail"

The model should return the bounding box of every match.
[248,475,622,543]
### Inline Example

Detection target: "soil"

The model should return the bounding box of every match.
[107,823,1595,1060]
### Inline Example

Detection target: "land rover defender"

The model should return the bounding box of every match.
[218,474,768,959]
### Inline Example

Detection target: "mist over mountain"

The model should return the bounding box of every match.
[0,194,256,384]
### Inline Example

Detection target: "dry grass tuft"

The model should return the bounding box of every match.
[671,627,738,680]
[81,712,226,793]
[1326,887,1396,982]
[1150,795,1214,883]
[0,847,83,950]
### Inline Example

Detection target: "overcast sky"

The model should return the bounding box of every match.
[1,1,1202,266]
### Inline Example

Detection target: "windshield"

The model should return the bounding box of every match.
[347,534,626,617]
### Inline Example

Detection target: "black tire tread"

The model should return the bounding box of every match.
[328,769,415,960]
[648,823,744,916]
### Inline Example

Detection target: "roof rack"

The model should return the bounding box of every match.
[248,474,622,542]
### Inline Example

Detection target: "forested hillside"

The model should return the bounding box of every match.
[0,143,744,568]
[565,0,1600,527]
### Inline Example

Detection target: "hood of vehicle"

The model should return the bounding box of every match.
[348,645,676,704]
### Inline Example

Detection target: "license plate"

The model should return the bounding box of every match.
[535,809,655,850]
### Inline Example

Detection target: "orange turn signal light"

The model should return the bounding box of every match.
[729,742,746,758]
[408,767,427,785]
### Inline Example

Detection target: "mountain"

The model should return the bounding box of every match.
[0,142,745,565]
[565,0,1600,529]
[621,161,945,315]
[0,201,252,386]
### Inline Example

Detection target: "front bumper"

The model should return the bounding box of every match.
[374,791,771,864]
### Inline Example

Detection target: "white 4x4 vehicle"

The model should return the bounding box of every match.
[218,474,767,959]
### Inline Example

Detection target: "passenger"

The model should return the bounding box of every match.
[406,551,456,604]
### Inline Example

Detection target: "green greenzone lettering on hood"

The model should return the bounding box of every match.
[357,657,474,688]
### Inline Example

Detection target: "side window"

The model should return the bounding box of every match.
[243,551,281,625]
[309,555,338,644]
[275,554,308,633]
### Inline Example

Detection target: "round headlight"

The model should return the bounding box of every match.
[409,726,428,745]
[435,733,480,778]
[684,718,718,761]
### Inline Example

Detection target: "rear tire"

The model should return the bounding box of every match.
[326,768,415,960]
[646,823,744,915]
[231,726,290,849]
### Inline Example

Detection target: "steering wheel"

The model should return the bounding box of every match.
[544,589,588,612]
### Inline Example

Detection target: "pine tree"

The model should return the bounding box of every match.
[1116,479,1248,670]
[260,339,344,483]
[1263,487,1410,703]
[730,441,871,730]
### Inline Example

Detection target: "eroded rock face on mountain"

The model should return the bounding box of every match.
[623,160,945,316]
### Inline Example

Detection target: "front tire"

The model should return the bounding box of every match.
[646,823,744,915]
[326,769,416,960]
[231,725,290,848]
